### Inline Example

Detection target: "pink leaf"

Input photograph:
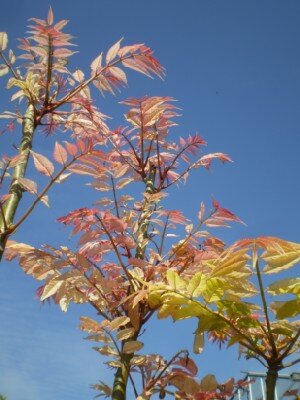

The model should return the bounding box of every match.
[18,177,38,195]
[47,6,54,25]
[64,141,78,157]
[53,142,68,165]
[31,151,54,176]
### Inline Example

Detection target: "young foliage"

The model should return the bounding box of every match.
[6,96,236,399]
[148,237,300,400]
[0,7,163,260]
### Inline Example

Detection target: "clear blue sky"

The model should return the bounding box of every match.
[0,1,299,399]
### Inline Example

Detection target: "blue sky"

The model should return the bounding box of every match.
[0,1,299,399]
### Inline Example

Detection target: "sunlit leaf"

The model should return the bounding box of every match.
[31,150,54,176]
[0,32,8,51]
[122,340,143,354]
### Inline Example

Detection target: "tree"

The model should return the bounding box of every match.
[0,7,163,261]
[2,8,299,400]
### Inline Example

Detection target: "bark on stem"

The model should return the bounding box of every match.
[111,354,132,400]
[0,103,35,261]
[111,165,157,400]
[266,367,278,400]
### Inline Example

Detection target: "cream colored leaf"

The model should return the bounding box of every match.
[55,172,72,183]
[109,66,127,83]
[116,327,135,341]
[41,195,50,207]
[116,177,134,190]
[0,64,9,77]
[106,38,122,64]
[72,69,84,82]
[91,52,103,73]
[18,177,37,195]
[108,316,130,332]
[0,32,8,51]
[41,280,63,301]
[123,340,143,354]
[9,49,16,64]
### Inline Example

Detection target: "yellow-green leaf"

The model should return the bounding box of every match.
[166,269,187,291]
[262,240,300,274]
[187,272,206,297]
[268,278,300,296]
[271,299,300,319]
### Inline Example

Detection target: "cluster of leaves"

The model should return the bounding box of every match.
[148,237,300,371]
[5,95,238,398]
[0,8,163,260]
